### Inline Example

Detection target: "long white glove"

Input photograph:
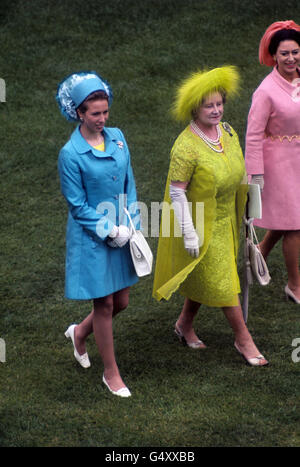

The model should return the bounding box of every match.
[107,225,131,248]
[251,174,264,191]
[169,184,199,258]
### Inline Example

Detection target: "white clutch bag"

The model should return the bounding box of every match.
[248,183,262,219]
[124,207,153,277]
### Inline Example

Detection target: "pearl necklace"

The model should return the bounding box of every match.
[190,121,223,153]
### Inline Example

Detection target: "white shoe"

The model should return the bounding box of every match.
[64,324,91,368]
[174,324,206,349]
[102,375,131,398]
[234,342,268,367]
[285,285,300,304]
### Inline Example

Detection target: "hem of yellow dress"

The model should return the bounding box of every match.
[152,257,201,302]
[179,289,240,308]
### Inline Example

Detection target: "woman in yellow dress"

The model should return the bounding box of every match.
[153,66,268,366]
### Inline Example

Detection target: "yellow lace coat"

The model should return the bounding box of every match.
[152,123,248,307]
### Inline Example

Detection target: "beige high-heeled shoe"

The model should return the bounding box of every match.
[174,324,206,349]
[284,285,300,304]
[234,342,268,367]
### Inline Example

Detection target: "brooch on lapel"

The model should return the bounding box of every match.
[222,122,233,136]
[291,78,300,102]
[116,141,124,149]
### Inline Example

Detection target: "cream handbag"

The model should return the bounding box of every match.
[247,222,271,286]
[124,208,153,277]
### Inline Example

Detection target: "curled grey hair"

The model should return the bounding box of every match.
[191,89,227,120]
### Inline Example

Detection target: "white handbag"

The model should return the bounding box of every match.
[124,207,153,277]
[247,222,271,286]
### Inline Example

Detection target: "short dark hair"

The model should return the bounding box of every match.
[269,29,300,55]
[77,90,109,114]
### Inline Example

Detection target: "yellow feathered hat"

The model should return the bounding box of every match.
[172,66,240,122]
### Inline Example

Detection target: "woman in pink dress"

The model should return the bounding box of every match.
[245,20,300,304]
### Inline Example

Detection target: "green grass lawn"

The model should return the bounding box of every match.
[0,0,300,447]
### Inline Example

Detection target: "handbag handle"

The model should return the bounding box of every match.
[124,207,137,235]
[249,222,261,250]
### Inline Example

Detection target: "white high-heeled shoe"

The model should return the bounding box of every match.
[234,342,268,367]
[102,375,131,398]
[284,285,300,304]
[64,324,91,368]
[174,324,206,349]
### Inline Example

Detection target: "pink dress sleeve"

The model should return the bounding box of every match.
[245,88,273,175]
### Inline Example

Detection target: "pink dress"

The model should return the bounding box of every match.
[245,67,300,230]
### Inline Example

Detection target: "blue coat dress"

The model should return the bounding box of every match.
[58,125,139,300]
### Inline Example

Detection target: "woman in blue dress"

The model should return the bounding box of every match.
[56,72,139,397]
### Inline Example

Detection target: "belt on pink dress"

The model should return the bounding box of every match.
[265,133,300,142]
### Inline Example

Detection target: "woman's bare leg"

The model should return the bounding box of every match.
[259,229,283,259]
[223,298,268,365]
[282,230,300,299]
[73,312,93,355]
[113,287,130,317]
[93,288,130,391]
[176,297,203,344]
[73,287,130,356]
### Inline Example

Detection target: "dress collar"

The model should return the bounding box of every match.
[70,126,118,157]
[271,66,300,97]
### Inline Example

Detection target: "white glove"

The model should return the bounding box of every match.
[183,231,200,258]
[251,174,264,191]
[107,225,131,248]
[170,184,199,258]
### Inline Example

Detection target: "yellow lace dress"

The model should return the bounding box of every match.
[152,123,248,307]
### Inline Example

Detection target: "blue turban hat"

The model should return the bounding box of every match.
[56,71,113,122]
